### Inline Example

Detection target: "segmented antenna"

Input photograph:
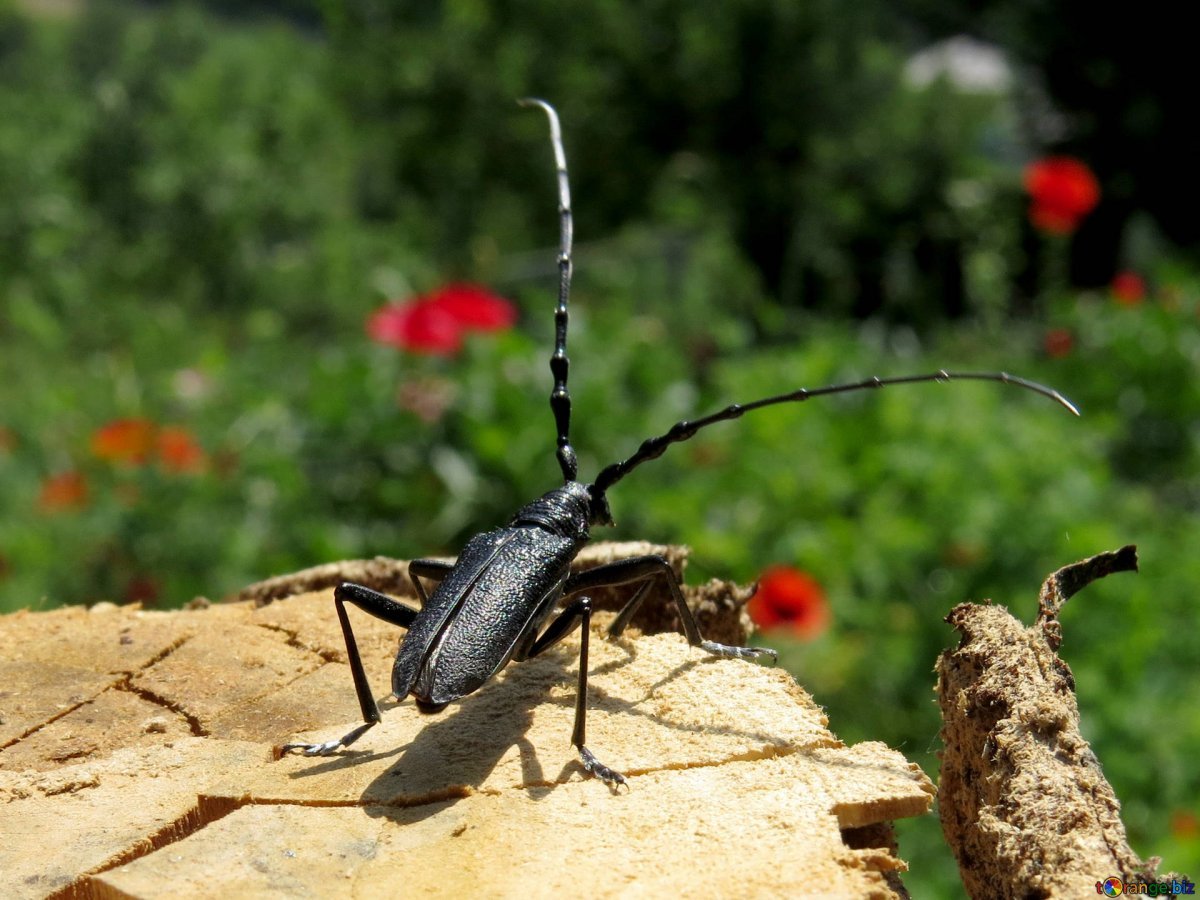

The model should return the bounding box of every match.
[591,370,1079,495]
[520,98,578,482]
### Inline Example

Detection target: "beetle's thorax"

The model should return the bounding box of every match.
[510,481,594,539]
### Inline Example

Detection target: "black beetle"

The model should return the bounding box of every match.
[280,99,1078,788]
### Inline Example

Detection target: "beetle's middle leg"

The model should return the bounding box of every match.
[565,556,777,663]
[524,594,627,790]
[408,558,453,604]
[279,581,418,757]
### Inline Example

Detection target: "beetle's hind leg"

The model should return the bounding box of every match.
[279,582,418,758]
[565,556,777,664]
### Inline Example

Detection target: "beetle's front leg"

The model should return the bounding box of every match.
[279,582,418,758]
[564,556,778,663]
[526,595,627,790]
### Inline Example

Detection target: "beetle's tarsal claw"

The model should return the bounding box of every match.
[279,740,343,757]
[700,640,778,664]
[579,745,628,791]
[278,721,376,758]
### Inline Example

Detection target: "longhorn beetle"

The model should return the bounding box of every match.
[281,99,1079,788]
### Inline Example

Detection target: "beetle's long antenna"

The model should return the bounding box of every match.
[520,97,578,482]
[591,371,1078,495]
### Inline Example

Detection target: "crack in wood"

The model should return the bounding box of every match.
[45,796,246,900]
[253,620,343,664]
[127,632,195,674]
[118,679,208,738]
[0,683,118,751]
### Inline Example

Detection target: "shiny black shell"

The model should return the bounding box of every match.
[391,483,593,707]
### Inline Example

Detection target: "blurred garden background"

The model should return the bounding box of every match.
[1,0,1196,892]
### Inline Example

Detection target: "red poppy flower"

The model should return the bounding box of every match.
[748,565,830,640]
[1023,157,1100,235]
[427,283,517,331]
[367,282,515,356]
[1043,328,1074,359]
[157,426,206,473]
[1110,270,1146,306]
[91,418,156,464]
[1171,809,1198,839]
[368,299,463,356]
[124,575,161,606]
[39,470,89,512]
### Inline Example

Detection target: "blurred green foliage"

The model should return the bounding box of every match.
[0,2,1196,894]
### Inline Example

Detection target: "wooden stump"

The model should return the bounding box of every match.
[0,544,934,899]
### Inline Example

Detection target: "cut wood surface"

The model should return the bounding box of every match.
[1,543,934,899]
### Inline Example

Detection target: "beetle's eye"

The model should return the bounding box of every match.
[587,490,614,527]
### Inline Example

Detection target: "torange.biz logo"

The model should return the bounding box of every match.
[1097,875,1195,896]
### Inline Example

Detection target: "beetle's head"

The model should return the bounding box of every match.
[586,483,615,528]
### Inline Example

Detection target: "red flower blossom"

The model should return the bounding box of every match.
[92,418,207,474]
[39,470,89,512]
[1023,157,1100,235]
[1110,270,1146,306]
[157,426,206,473]
[748,565,830,640]
[124,575,161,606]
[427,283,517,331]
[1171,809,1198,840]
[368,283,515,356]
[368,299,462,356]
[91,418,156,464]
[1043,328,1074,359]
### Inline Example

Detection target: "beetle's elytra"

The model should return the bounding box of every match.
[280,99,1078,788]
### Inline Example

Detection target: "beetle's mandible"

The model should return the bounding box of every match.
[280,99,1079,788]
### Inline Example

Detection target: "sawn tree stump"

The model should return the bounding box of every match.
[1,543,934,899]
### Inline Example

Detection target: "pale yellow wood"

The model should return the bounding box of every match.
[0,546,934,899]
